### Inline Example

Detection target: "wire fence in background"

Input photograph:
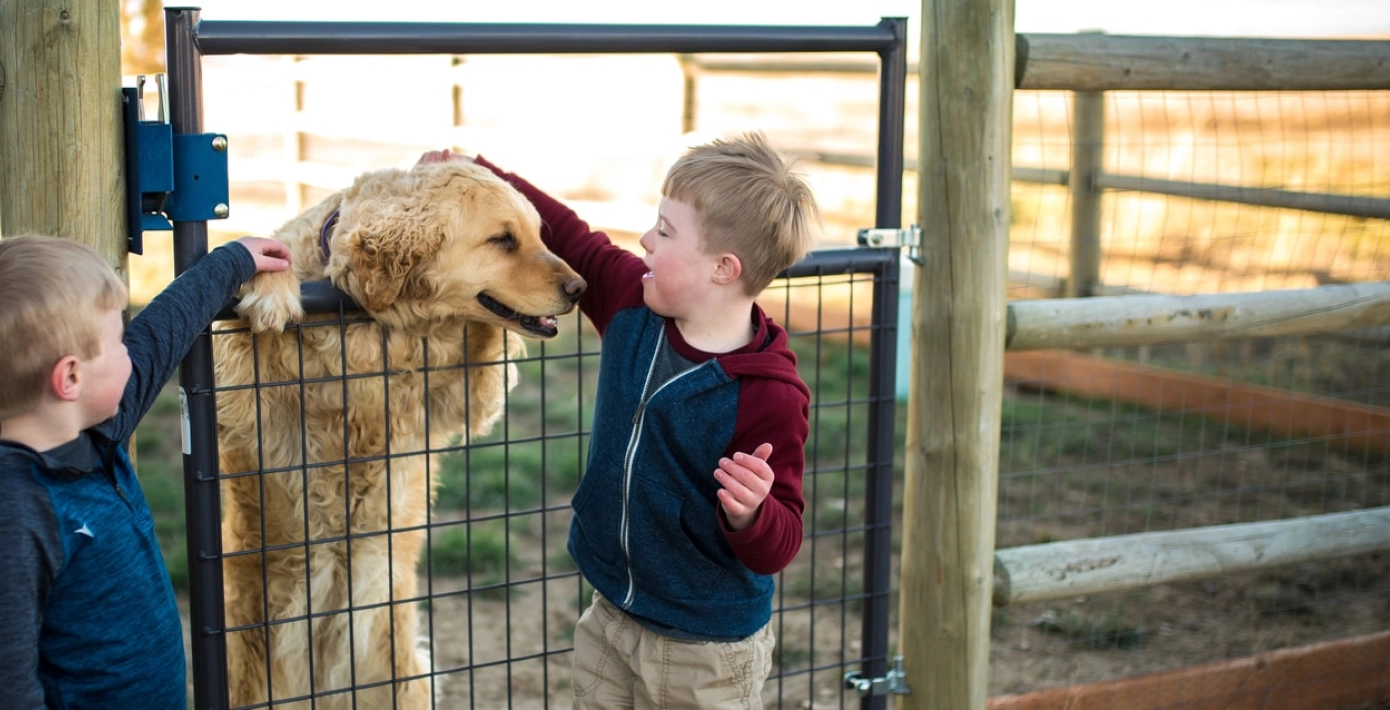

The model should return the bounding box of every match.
[993,86,1390,698]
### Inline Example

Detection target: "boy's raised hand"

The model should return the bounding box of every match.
[234,236,292,274]
[715,442,775,531]
[416,148,475,167]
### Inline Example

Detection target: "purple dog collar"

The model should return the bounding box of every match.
[319,208,340,260]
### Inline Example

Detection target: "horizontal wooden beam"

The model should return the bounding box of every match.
[992,507,1390,607]
[1003,349,1390,452]
[1011,166,1068,187]
[809,154,1389,221]
[681,54,889,75]
[1098,173,1390,221]
[686,36,1390,91]
[1006,282,1390,350]
[1017,34,1390,91]
[798,155,1070,191]
[988,630,1390,710]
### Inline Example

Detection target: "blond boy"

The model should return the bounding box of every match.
[422,132,821,708]
[0,235,289,709]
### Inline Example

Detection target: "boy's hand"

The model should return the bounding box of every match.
[715,442,775,531]
[416,149,475,167]
[234,236,292,274]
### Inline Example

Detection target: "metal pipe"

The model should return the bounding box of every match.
[860,17,908,710]
[165,7,230,708]
[193,20,899,56]
[873,17,908,231]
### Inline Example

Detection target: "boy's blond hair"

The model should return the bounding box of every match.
[0,236,128,419]
[662,132,821,296]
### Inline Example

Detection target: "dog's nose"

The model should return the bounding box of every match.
[564,276,587,303]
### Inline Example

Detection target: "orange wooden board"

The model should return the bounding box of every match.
[1006,349,1390,453]
[989,630,1390,710]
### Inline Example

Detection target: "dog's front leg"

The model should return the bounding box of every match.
[234,269,305,333]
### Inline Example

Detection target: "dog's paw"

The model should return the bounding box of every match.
[234,271,304,333]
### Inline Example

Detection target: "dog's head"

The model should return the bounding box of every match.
[325,162,585,337]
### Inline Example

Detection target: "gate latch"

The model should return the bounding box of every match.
[857,225,921,265]
[844,655,911,697]
[122,74,230,255]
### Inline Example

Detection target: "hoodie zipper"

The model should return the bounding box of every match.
[617,329,706,609]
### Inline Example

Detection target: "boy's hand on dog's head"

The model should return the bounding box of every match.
[234,236,293,274]
[416,149,476,167]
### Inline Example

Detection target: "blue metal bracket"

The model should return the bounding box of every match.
[122,74,229,255]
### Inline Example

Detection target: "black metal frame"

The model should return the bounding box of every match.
[167,8,907,708]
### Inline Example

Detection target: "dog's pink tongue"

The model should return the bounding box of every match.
[541,316,558,329]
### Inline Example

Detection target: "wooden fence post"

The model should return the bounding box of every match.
[0,0,127,275]
[899,0,1012,708]
[679,54,698,134]
[282,55,307,216]
[1068,88,1104,298]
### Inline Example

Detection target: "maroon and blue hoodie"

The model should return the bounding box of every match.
[478,157,810,641]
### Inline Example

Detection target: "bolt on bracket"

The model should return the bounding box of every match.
[857,225,922,266]
[843,655,911,698]
[122,74,230,254]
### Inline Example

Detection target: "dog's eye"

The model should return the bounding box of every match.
[489,233,518,251]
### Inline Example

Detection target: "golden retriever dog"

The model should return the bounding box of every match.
[213,160,584,710]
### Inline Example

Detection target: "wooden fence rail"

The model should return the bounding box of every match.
[1006,282,1390,350]
[993,506,1390,607]
[683,34,1390,91]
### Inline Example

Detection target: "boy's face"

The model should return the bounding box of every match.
[80,308,131,427]
[639,196,718,319]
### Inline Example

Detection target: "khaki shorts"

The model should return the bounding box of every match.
[571,591,776,710]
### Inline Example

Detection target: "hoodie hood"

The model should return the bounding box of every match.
[663,304,811,400]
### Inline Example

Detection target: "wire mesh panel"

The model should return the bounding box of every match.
[203,249,899,709]
[167,12,908,709]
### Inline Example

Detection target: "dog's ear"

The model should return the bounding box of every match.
[346,222,442,312]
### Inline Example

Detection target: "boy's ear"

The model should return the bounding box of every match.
[711,253,742,286]
[49,356,82,403]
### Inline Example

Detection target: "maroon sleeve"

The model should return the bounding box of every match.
[474,155,646,334]
[719,377,809,575]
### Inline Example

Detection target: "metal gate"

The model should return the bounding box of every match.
[167,9,907,708]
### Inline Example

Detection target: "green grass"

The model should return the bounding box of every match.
[1105,338,1390,409]
[1031,606,1153,650]
[999,391,1247,475]
[423,519,514,584]
[434,437,585,513]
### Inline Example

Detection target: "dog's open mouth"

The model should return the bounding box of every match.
[477,293,561,338]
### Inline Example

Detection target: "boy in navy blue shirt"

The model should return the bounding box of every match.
[0,235,289,709]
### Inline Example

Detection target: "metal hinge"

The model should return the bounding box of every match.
[121,74,230,254]
[857,225,922,266]
[844,655,911,698]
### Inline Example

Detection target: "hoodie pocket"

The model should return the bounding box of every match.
[570,475,623,567]
[632,484,737,602]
